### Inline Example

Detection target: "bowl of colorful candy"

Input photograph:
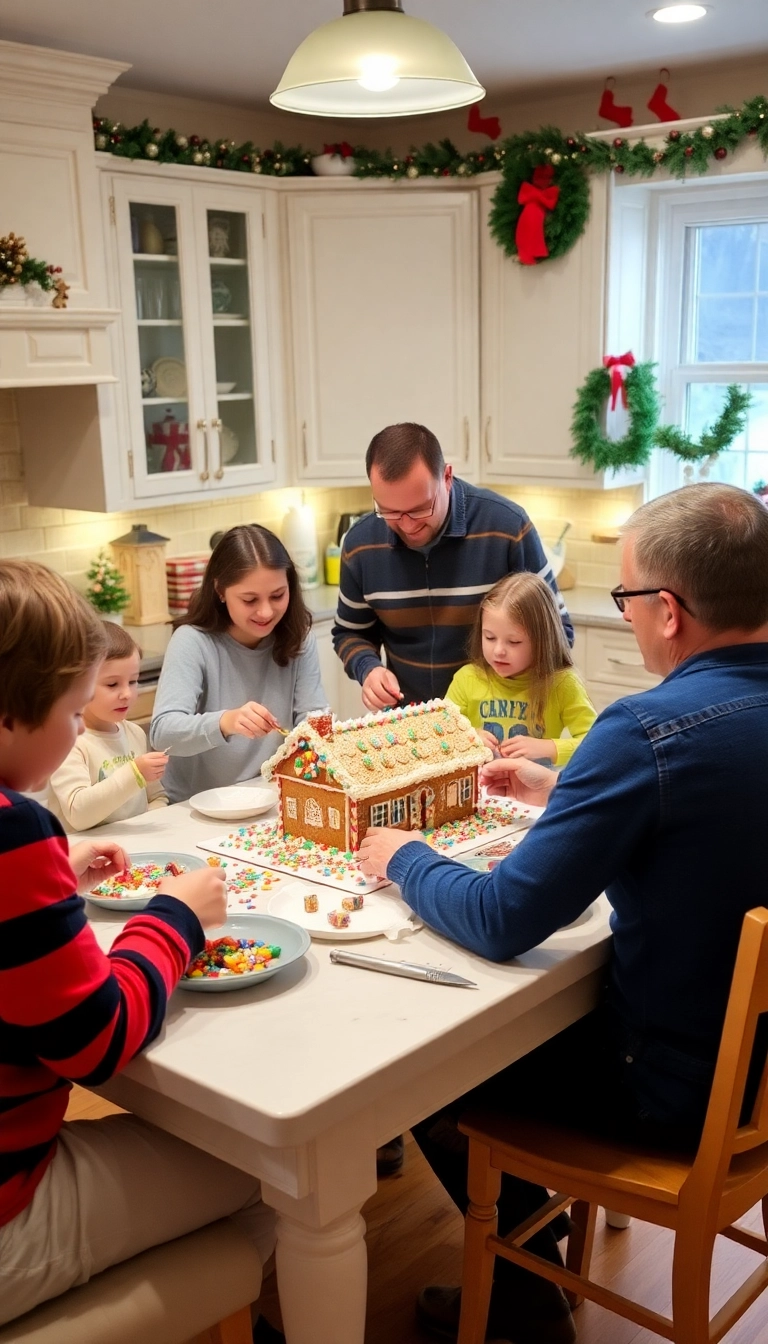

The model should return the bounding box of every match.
[179,914,311,993]
[86,852,208,911]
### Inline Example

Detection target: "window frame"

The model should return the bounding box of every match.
[651,178,768,498]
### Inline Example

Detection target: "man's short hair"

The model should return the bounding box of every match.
[623,483,768,632]
[0,561,107,728]
[365,423,445,482]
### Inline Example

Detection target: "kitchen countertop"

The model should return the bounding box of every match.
[128,582,622,679]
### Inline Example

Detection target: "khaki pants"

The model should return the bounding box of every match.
[0,1114,276,1327]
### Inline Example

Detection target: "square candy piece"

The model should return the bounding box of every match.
[327,909,351,929]
[341,895,364,912]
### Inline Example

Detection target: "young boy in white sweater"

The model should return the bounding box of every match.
[49,621,169,831]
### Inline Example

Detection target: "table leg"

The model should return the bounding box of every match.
[275,1206,368,1344]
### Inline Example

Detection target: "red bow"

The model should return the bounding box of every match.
[323,141,354,159]
[515,165,560,266]
[603,352,636,410]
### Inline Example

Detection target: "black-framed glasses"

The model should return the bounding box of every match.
[610,585,693,615]
[373,489,440,523]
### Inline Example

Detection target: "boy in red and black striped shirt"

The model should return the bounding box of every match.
[0,561,277,1332]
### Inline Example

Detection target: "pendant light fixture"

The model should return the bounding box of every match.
[270,0,485,119]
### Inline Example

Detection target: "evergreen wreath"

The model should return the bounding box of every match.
[489,129,592,262]
[570,362,660,472]
[654,384,752,462]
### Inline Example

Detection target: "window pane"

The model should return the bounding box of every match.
[758,223,768,292]
[697,224,756,295]
[696,296,754,361]
[757,297,768,361]
[688,383,748,452]
[746,385,768,452]
[682,384,768,490]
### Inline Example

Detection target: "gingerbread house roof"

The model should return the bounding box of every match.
[261,699,492,802]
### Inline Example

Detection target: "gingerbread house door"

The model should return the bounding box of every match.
[409,786,435,831]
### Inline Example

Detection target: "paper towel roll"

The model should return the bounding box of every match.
[282,504,319,589]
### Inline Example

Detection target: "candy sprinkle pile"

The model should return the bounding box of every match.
[426,804,530,854]
[91,860,187,898]
[185,936,281,979]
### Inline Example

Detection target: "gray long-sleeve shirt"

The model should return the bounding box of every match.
[150,624,327,802]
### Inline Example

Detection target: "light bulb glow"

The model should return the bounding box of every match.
[652,4,708,22]
[357,54,400,91]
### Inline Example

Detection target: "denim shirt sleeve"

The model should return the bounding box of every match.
[387,700,660,961]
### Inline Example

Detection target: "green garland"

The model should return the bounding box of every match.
[654,385,752,462]
[570,363,660,472]
[92,94,768,261]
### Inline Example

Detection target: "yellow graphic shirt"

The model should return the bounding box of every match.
[49,721,167,832]
[445,663,596,767]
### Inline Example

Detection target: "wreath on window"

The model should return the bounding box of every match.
[570,360,660,472]
[654,385,752,462]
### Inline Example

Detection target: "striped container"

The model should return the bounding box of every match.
[165,554,208,617]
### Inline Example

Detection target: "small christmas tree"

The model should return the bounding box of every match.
[86,550,130,615]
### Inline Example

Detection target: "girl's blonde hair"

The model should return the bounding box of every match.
[468,572,573,733]
[0,561,107,728]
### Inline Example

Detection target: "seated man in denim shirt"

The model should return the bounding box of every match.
[359,482,768,1344]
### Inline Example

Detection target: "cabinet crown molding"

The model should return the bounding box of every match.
[0,38,129,109]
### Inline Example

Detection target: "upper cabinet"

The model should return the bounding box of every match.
[478,177,641,489]
[284,187,479,483]
[0,40,125,387]
[101,169,282,504]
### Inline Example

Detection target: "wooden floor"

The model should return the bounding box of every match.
[65,1087,768,1343]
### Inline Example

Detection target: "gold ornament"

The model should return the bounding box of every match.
[701,125,714,139]
[145,142,159,158]
[175,134,188,149]
[551,152,562,165]
[192,151,203,165]
[406,165,419,178]
[95,133,108,150]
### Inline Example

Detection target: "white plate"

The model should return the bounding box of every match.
[216,381,236,393]
[178,915,310,993]
[152,357,187,398]
[84,851,207,910]
[268,881,414,941]
[189,785,276,821]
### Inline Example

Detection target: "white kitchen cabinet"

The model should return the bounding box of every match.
[284,187,479,483]
[100,168,282,505]
[479,178,644,491]
[574,622,660,713]
[313,618,366,721]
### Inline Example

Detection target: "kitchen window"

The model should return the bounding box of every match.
[651,181,768,497]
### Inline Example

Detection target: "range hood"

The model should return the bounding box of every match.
[0,301,120,388]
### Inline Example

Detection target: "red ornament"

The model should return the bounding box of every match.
[598,85,633,129]
[441,168,451,176]
[566,137,577,148]
[614,163,625,174]
[668,129,681,142]
[478,155,485,163]
[684,146,694,158]
[515,164,559,266]
[110,134,122,145]
[240,154,250,164]
[714,146,728,160]
[190,135,201,147]
[613,137,625,148]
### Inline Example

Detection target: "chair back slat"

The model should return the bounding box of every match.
[686,909,768,1200]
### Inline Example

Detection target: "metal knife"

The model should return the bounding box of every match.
[329,948,477,988]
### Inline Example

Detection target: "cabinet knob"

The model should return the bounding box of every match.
[197,419,208,430]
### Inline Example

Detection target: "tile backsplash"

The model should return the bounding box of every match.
[0,390,639,592]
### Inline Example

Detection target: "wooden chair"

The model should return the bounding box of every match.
[0,1218,263,1344]
[456,906,768,1344]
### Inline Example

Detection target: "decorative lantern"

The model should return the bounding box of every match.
[110,524,171,625]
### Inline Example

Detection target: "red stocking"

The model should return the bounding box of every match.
[598,87,633,128]
[467,103,502,140]
[647,81,681,122]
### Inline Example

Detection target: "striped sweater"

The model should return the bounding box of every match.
[0,788,203,1228]
[332,477,573,704]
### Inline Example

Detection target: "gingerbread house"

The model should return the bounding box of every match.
[261,700,492,852]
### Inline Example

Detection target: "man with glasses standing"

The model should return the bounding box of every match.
[332,422,572,712]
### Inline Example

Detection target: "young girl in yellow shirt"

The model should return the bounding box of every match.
[446,572,596,767]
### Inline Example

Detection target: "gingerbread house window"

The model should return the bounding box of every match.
[447,782,458,807]
[286,796,297,819]
[390,797,406,824]
[370,801,388,827]
[328,806,341,830]
[304,797,323,828]
[459,776,473,804]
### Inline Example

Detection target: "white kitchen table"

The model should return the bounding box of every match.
[83,798,612,1344]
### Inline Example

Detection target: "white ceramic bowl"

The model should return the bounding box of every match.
[216,381,236,394]
[311,153,355,177]
[189,785,276,821]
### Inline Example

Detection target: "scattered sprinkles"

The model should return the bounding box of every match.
[91,860,187,898]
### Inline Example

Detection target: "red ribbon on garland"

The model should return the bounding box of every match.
[602,352,636,410]
[323,141,354,159]
[515,165,560,266]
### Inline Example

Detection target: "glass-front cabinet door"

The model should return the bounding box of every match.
[109,175,276,500]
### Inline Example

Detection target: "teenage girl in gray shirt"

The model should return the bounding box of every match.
[151,525,327,803]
